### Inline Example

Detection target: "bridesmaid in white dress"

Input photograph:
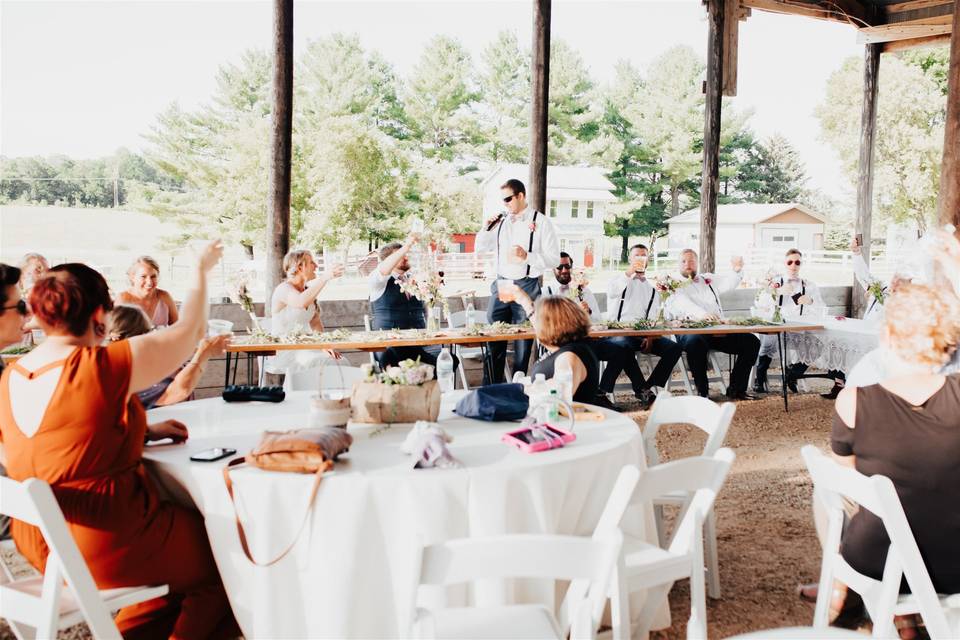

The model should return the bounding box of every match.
[265,249,343,375]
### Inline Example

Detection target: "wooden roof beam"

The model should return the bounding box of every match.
[858,21,953,43]
[881,32,952,52]
[741,0,873,26]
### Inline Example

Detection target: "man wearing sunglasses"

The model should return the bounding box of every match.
[476,178,560,383]
[753,248,834,396]
[543,252,599,320]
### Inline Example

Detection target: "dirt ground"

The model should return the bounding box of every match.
[1,384,839,640]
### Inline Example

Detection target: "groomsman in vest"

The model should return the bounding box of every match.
[543,252,600,320]
[668,249,760,400]
[598,243,682,408]
[475,178,560,383]
[368,234,457,372]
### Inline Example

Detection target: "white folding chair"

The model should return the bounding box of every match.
[363,315,379,367]
[643,392,736,599]
[255,316,272,385]
[801,446,960,639]
[669,351,728,395]
[591,450,736,640]
[0,477,168,640]
[408,531,622,640]
[446,309,488,390]
[283,361,366,393]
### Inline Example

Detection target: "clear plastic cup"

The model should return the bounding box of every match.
[207,319,233,337]
[497,279,515,303]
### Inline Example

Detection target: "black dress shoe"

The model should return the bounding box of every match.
[591,393,620,412]
[820,383,844,400]
[635,388,657,410]
[726,390,759,401]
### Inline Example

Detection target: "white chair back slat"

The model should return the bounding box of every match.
[643,394,736,467]
[801,446,956,639]
[412,532,622,640]
[446,310,487,329]
[283,363,366,393]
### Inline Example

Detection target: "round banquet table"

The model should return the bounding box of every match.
[144,390,664,639]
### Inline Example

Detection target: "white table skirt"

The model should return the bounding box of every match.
[785,317,880,374]
[145,391,664,639]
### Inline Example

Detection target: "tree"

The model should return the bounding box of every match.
[727,133,809,203]
[142,49,278,256]
[817,55,944,233]
[475,31,528,163]
[405,36,480,162]
[302,117,407,251]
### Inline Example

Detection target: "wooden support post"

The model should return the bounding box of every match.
[529,0,551,215]
[700,0,724,273]
[722,0,740,96]
[937,4,960,233]
[265,0,294,307]
[854,43,881,318]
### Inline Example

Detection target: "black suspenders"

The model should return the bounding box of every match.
[497,210,540,279]
[778,277,808,315]
[617,282,656,321]
[525,210,539,278]
[708,283,721,313]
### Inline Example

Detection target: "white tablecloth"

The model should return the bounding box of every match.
[785,317,880,374]
[145,391,660,639]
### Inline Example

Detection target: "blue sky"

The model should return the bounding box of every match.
[1,0,865,201]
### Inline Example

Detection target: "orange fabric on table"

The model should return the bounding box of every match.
[0,341,236,639]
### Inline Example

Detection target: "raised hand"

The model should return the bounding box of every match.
[197,240,224,273]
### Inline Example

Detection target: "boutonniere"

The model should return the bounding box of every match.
[528,222,537,232]
[771,281,781,289]
[703,277,712,286]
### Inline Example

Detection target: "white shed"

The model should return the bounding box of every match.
[666,203,827,253]
[479,164,615,268]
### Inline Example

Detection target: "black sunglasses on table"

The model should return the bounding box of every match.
[2,300,28,316]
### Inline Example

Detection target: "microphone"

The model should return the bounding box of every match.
[486,212,505,231]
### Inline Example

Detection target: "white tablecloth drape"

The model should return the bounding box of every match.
[785,317,880,374]
[145,391,662,639]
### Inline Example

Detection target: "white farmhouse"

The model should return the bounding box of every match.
[666,203,827,253]
[479,164,615,268]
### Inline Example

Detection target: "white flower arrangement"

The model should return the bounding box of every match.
[362,358,435,386]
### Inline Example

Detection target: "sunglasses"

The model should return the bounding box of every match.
[2,299,28,316]
[786,260,801,266]
[502,193,517,204]
[555,264,572,271]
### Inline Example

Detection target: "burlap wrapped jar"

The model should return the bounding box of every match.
[350,380,441,424]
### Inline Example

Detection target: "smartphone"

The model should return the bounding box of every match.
[501,425,576,453]
[855,233,863,247]
[189,447,237,462]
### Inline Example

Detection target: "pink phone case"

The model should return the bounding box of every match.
[501,425,576,453]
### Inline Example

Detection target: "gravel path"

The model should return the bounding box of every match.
[2,386,837,639]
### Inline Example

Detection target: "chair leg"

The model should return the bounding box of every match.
[688,524,709,640]
[705,511,721,599]
[632,582,673,640]
[654,504,667,548]
[677,356,693,395]
[609,565,630,640]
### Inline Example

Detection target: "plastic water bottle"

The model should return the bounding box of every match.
[437,348,455,394]
[553,369,573,404]
[465,301,476,328]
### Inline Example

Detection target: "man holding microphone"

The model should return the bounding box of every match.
[475,178,560,383]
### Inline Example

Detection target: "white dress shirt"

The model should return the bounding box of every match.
[543,281,601,321]
[475,206,561,280]
[775,275,824,319]
[605,274,659,323]
[368,269,418,303]
[666,271,742,320]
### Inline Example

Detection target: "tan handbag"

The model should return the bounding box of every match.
[222,427,353,565]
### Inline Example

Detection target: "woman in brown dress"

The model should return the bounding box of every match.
[821,282,960,638]
[0,241,237,639]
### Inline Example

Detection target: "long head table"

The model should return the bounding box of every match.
[226,321,826,354]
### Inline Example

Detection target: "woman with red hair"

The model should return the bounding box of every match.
[0,241,237,639]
